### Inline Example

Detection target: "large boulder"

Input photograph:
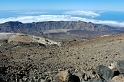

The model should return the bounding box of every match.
[117,60,124,74]
[110,75,124,82]
[95,65,114,81]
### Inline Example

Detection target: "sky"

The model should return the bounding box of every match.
[0,0,124,11]
[0,0,124,27]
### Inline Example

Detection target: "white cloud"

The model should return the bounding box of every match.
[0,15,124,27]
[64,10,100,18]
[0,15,84,23]
[84,19,124,27]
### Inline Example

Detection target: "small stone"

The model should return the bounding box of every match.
[55,70,74,82]
[72,72,84,81]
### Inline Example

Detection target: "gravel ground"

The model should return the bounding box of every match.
[1,34,124,73]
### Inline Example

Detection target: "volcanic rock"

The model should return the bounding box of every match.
[117,60,124,74]
[95,65,114,81]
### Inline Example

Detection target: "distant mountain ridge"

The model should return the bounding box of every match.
[0,21,115,34]
[1,21,124,41]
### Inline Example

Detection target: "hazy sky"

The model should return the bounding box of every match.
[0,0,124,11]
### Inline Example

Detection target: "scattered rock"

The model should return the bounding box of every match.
[2,33,124,82]
[72,72,84,81]
[82,69,99,79]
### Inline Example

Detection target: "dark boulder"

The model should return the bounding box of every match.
[117,60,124,74]
[95,65,114,81]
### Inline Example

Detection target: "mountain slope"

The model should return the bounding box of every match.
[0,21,115,33]
[1,33,124,81]
[1,21,121,41]
[1,33,124,70]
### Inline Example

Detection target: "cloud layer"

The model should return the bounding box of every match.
[64,10,100,18]
[0,15,124,27]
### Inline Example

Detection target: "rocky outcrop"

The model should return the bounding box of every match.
[0,33,61,46]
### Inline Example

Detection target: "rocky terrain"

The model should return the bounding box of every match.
[0,33,60,46]
[1,32,124,82]
[1,21,124,41]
